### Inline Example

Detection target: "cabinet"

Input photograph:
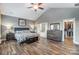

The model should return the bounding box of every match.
[47,30,62,42]
[6,32,15,41]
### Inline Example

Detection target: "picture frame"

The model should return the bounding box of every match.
[18,18,26,26]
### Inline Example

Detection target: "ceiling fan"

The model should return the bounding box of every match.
[27,3,44,11]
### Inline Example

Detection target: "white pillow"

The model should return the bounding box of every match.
[16,31,23,33]
[23,30,30,33]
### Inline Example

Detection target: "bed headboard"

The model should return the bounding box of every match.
[14,27,29,32]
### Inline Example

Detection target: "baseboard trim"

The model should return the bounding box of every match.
[40,36,47,39]
[73,40,79,45]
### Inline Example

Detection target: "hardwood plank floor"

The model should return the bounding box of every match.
[0,37,79,55]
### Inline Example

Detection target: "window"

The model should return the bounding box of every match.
[41,23,45,32]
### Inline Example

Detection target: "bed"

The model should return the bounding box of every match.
[14,27,39,44]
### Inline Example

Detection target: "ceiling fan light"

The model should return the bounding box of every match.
[33,4,39,9]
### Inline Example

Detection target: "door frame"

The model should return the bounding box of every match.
[62,18,75,42]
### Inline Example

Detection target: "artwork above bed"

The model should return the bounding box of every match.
[18,18,26,26]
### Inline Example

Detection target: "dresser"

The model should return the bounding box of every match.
[47,30,62,42]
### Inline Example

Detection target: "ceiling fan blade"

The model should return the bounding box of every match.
[38,3,42,5]
[27,7,32,8]
[39,7,44,10]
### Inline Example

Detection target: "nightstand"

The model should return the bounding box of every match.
[0,39,6,45]
[6,32,15,41]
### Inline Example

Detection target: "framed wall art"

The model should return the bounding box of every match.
[18,18,26,26]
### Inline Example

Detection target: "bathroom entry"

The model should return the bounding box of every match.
[64,20,73,39]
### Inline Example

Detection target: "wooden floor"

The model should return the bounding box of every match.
[0,37,79,55]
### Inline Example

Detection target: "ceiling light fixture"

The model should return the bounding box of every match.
[27,3,44,11]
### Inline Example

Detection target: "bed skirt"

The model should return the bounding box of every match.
[20,36,39,44]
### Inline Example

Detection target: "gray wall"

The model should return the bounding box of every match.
[36,8,79,44]
[36,8,79,31]
[0,13,1,38]
[1,15,34,39]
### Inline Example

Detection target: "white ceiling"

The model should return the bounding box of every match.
[0,3,78,20]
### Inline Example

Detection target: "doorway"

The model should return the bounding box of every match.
[63,19,75,48]
[64,21,73,39]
